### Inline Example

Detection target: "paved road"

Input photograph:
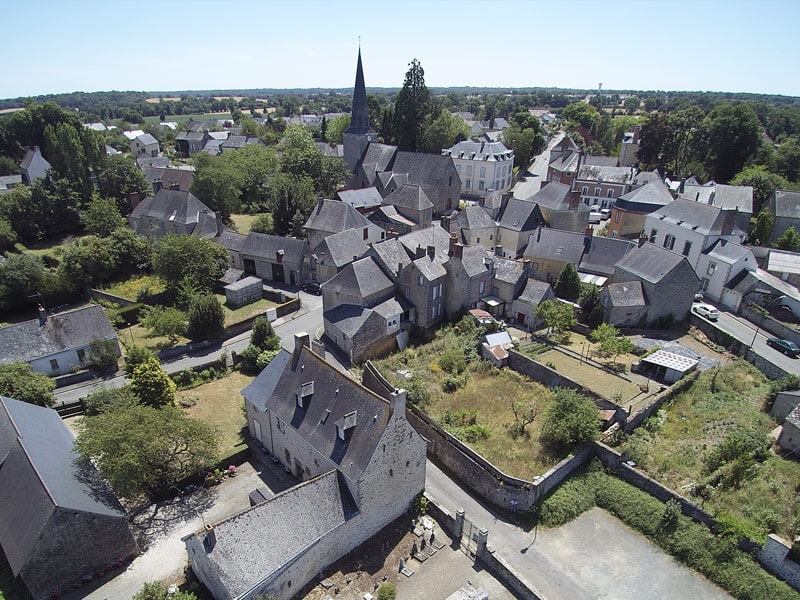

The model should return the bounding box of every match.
[425,461,729,600]
[512,131,565,200]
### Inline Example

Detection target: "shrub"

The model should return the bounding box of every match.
[187,294,225,341]
[377,583,396,600]
[438,347,466,374]
[538,475,597,527]
[256,349,281,370]
[123,344,155,376]
[407,376,430,406]
[441,376,462,393]
[460,424,491,443]
[237,344,261,375]
[83,386,138,416]
[704,427,770,474]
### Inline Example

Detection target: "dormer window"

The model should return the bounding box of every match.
[296,381,314,408]
[335,411,357,441]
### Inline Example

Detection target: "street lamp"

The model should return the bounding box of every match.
[750,294,786,348]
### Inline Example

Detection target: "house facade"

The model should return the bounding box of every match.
[129,189,222,240]
[130,134,159,157]
[19,146,51,184]
[239,233,309,286]
[575,164,636,209]
[766,189,800,245]
[442,205,497,250]
[695,239,756,302]
[0,305,119,377]
[495,198,544,258]
[443,140,514,197]
[186,337,426,600]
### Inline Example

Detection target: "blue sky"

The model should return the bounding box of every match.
[4,0,800,99]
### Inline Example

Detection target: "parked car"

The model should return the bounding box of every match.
[694,303,719,321]
[589,211,602,224]
[301,281,322,295]
[766,337,800,357]
[600,208,612,220]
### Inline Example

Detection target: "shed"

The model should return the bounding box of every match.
[640,350,699,384]
[224,276,263,308]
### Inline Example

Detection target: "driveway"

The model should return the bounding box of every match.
[512,132,565,200]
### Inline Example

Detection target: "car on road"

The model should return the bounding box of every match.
[694,303,719,321]
[301,281,322,295]
[766,337,800,357]
[589,211,602,224]
[600,208,612,220]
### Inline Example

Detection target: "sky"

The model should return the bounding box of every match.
[4,0,800,99]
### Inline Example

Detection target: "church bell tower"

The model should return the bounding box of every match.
[343,47,377,173]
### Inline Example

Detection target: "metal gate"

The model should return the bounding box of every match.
[460,516,478,557]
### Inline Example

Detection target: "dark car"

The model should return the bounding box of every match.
[766,337,800,357]
[301,281,322,295]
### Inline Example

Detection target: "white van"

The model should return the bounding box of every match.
[588,212,602,224]
[600,208,612,220]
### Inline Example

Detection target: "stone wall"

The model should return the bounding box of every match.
[477,544,546,600]
[741,304,800,347]
[89,288,138,307]
[758,534,800,591]
[624,372,698,432]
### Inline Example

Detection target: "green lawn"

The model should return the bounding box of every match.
[141,112,235,125]
[217,295,277,327]
[15,232,89,262]
[229,213,261,234]
[101,275,166,302]
[617,361,800,541]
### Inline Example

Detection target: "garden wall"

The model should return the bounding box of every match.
[623,372,698,433]
[758,534,800,591]
[90,289,138,307]
[741,304,800,347]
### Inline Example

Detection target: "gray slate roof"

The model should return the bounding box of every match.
[614,242,686,284]
[136,133,158,146]
[357,143,397,185]
[392,151,457,189]
[680,182,753,214]
[450,205,496,231]
[616,180,674,212]
[580,236,636,277]
[384,184,433,211]
[605,281,646,307]
[364,238,413,279]
[240,232,309,265]
[455,246,492,278]
[493,256,527,285]
[129,188,219,238]
[397,225,452,259]
[577,165,634,184]
[770,189,800,218]
[215,228,246,253]
[337,187,383,210]
[527,182,574,210]
[517,279,553,305]
[498,199,544,232]
[305,198,374,235]
[648,197,736,236]
[444,140,512,162]
[702,239,754,265]
[323,257,394,300]
[312,229,369,269]
[242,345,392,483]
[523,227,584,264]
[0,305,116,365]
[323,304,382,337]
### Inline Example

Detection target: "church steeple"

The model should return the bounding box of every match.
[343,46,377,172]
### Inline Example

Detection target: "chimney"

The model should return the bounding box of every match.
[448,232,458,255]
[153,179,163,194]
[215,211,223,237]
[721,209,736,236]
[169,180,180,191]
[494,244,503,257]
[294,332,310,355]
[390,387,407,415]
[484,257,494,273]
[638,231,648,247]
[583,227,593,252]
[452,242,464,259]
[203,523,216,551]
[129,191,142,210]
[415,246,426,259]
[37,304,47,326]
[441,215,451,232]
[540,179,550,189]
[427,245,436,260]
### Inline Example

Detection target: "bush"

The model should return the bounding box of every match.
[460,424,491,443]
[441,376,462,393]
[237,344,261,375]
[407,376,430,406]
[256,348,281,370]
[187,294,225,341]
[123,344,155,376]
[438,347,466,374]
[704,427,770,474]
[540,388,599,450]
[377,583,396,600]
[83,386,138,416]
[539,475,597,527]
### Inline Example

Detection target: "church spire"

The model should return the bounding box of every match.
[346,47,371,134]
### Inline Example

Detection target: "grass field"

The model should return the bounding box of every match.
[15,232,89,262]
[101,275,166,302]
[230,213,261,234]
[216,295,276,327]
[617,361,800,541]
[178,371,253,455]
[141,111,233,125]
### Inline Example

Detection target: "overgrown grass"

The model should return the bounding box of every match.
[229,213,259,234]
[372,321,570,477]
[617,360,800,541]
[178,371,253,456]
[539,464,798,600]
[15,232,89,261]
[101,275,166,301]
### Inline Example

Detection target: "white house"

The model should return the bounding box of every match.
[695,239,756,302]
[442,140,514,197]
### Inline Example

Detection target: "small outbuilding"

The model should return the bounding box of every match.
[639,350,698,384]
[224,276,263,308]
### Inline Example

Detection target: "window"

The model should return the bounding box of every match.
[466,165,473,176]
[611,230,619,238]
[480,166,486,177]
[582,186,589,195]
[478,180,485,191]
[650,229,657,243]
[479,280,486,294]
[456,164,461,173]
[699,278,709,291]
[418,275,424,286]
[276,417,285,433]
[50,359,59,371]
[663,234,675,250]
[607,189,614,198]
[594,187,601,197]
[531,262,539,271]
[438,283,443,297]
[76,349,86,363]
[476,237,480,243]
[707,262,717,276]
[449,176,452,186]
[614,211,621,223]
[466,179,471,189]
[682,240,692,256]
[363,227,368,240]
[432,286,438,300]
[404,285,410,297]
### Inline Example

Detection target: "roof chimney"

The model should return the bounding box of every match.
[37,304,47,326]
[129,191,142,211]
[390,387,407,416]
[415,246,426,259]
[153,179,163,194]
[215,211,223,237]
[427,245,436,259]
[441,215,451,232]
[638,231,648,247]
[294,332,310,355]
[494,244,503,257]
[452,242,463,259]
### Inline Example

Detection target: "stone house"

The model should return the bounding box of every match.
[606,179,674,240]
[604,242,699,326]
[600,281,648,328]
[0,305,119,377]
[128,188,222,240]
[490,256,532,319]
[175,131,211,157]
[19,146,51,184]
[546,136,581,187]
[186,336,426,600]
[398,246,448,330]
[442,139,514,197]
[309,228,370,283]
[130,133,159,157]
[525,181,589,233]
[618,126,640,167]
[765,189,800,245]
[495,198,545,258]
[678,180,753,236]
[304,198,385,250]
[382,183,434,228]
[442,204,498,251]
[444,242,494,319]
[777,404,800,454]
[510,279,555,328]
[361,238,413,283]
[521,227,584,283]
[239,232,309,287]
[0,397,138,600]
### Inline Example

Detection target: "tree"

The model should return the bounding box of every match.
[731,165,788,214]
[0,218,17,251]
[750,207,775,246]
[83,385,139,416]
[590,323,632,363]
[776,225,800,251]
[133,581,198,600]
[703,103,762,182]
[268,172,317,237]
[510,400,538,437]
[88,338,120,372]
[96,154,150,214]
[578,284,604,327]
[562,102,600,129]
[540,388,599,449]
[76,404,219,499]
[0,362,56,407]
[249,213,274,234]
[324,114,351,145]
[251,315,279,351]
[553,263,581,301]
[123,344,155,376]
[420,109,469,153]
[377,583,396,600]
[152,234,228,293]
[187,294,225,341]
[534,299,576,338]
[81,194,126,237]
[623,96,640,115]
[501,112,546,170]
[189,159,243,221]
[142,305,187,343]
[129,357,176,408]
[0,253,53,312]
[393,59,431,151]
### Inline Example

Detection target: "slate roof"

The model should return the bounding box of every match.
[616,179,674,212]
[498,198,544,232]
[215,228,246,253]
[130,189,219,238]
[517,279,553,305]
[384,184,434,212]
[323,257,394,300]
[137,156,170,169]
[0,305,116,365]
[305,198,374,236]
[605,281,646,307]
[523,227,584,265]
[242,345,393,483]
[577,165,635,184]
[19,147,48,170]
[444,140,513,161]
[647,197,736,236]
[0,175,21,191]
[703,239,754,265]
[583,155,619,167]
[548,151,579,173]
[580,236,636,277]
[0,397,126,574]
[364,238,413,279]
[152,167,195,191]
[631,169,662,186]
[493,256,527,285]
[196,470,353,598]
[356,143,397,185]
[337,187,383,210]
[456,246,492,278]
[323,304,382,337]
[312,229,369,269]
[412,254,448,281]
[368,205,416,229]
[240,232,309,265]
[136,133,158,146]
[176,131,206,142]
[392,151,457,189]
[680,182,753,214]
[527,182,574,210]
[770,189,800,218]
[450,205,496,231]
[397,225,452,259]
[614,242,686,284]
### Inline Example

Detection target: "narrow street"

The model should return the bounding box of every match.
[511,131,565,199]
